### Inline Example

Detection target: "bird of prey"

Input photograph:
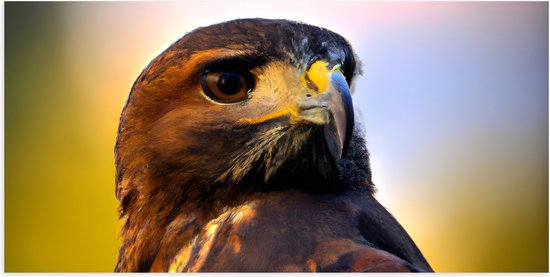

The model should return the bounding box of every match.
[114,18,433,272]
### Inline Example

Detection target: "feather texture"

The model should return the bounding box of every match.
[114,18,432,272]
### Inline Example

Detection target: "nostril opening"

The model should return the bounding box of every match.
[305,93,312,97]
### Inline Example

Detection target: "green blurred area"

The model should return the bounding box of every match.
[4,2,548,272]
[5,3,120,271]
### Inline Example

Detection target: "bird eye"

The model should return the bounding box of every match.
[201,71,254,103]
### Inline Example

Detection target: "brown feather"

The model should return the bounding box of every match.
[114,18,431,272]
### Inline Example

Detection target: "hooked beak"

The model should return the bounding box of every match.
[236,60,354,161]
[294,61,354,160]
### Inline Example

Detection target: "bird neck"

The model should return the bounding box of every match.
[115,127,375,272]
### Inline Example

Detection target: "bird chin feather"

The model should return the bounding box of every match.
[217,121,341,192]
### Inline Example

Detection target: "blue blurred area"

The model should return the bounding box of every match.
[356,3,547,146]
[351,3,548,271]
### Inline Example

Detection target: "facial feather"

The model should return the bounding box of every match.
[114,18,370,272]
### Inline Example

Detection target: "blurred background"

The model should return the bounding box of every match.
[4,1,548,272]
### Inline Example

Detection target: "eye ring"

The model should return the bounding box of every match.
[200,70,254,103]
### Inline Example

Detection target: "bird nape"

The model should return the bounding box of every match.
[114,18,433,272]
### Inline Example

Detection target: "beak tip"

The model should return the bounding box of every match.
[329,71,354,159]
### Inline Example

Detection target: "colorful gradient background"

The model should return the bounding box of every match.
[5,1,548,272]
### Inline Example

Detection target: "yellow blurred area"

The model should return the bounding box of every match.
[374,127,549,271]
[5,3,130,271]
[4,2,548,272]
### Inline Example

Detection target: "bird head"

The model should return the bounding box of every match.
[115,18,372,215]
[114,18,378,272]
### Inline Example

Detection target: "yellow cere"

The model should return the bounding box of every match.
[302,60,342,94]
[303,60,329,93]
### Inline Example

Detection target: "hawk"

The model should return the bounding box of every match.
[114,18,433,272]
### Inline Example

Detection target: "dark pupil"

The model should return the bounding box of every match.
[217,73,243,95]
